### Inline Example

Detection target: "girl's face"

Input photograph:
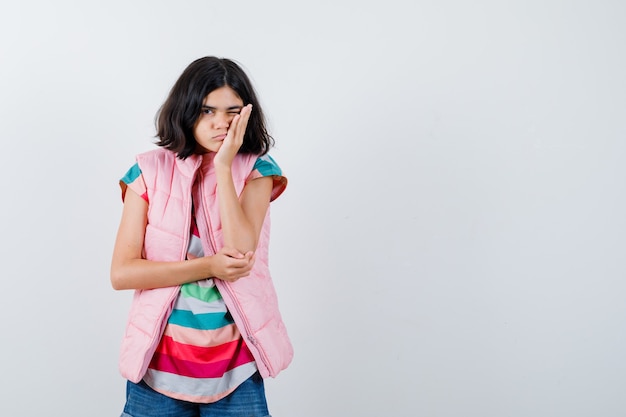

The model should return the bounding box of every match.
[194,86,244,154]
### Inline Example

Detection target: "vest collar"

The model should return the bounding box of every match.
[173,152,204,178]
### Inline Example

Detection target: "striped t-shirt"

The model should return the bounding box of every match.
[120,153,286,403]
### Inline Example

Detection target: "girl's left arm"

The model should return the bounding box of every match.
[215,168,273,254]
[214,104,273,254]
[213,104,274,254]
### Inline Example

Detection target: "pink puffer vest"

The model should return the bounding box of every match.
[118,148,293,383]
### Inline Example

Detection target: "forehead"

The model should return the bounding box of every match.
[203,86,243,106]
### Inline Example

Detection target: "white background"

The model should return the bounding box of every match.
[1,1,625,416]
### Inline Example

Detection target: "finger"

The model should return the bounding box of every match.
[226,265,252,281]
[240,104,252,121]
[227,256,255,270]
[238,105,252,133]
[221,247,245,259]
[233,105,252,140]
[224,114,241,141]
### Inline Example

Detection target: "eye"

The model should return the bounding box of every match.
[201,108,214,115]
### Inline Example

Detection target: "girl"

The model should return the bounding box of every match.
[111,56,293,417]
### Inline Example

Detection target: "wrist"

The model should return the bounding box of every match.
[214,160,233,173]
[189,255,215,281]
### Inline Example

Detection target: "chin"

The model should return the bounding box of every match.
[197,143,220,154]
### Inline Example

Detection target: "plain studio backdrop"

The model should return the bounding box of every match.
[0,1,624,416]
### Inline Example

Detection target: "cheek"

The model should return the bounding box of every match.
[194,119,208,135]
[191,124,200,138]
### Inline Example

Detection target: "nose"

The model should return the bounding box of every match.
[213,111,231,129]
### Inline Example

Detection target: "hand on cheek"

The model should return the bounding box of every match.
[216,104,252,167]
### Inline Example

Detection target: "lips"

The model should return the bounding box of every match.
[213,134,227,141]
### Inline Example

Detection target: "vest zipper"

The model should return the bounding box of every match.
[220,281,275,376]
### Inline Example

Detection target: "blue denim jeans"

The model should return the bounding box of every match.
[120,372,271,417]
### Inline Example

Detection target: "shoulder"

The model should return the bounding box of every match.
[252,154,283,177]
[246,153,287,202]
[136,148,175,166]
[137,148,202,179]
[119,162,148,202]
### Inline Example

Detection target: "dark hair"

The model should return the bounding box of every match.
[155,57,274,159]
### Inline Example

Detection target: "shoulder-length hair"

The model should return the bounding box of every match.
[155,56,274,159]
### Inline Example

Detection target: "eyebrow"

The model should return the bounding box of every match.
[201,105,243,111]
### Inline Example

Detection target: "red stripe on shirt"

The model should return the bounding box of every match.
[149,341,255,378]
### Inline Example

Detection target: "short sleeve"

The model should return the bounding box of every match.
[119,163,149,202]
[246,154,287,201]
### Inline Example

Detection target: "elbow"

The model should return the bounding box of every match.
[110,265,128,291]
[241,240,259,255]
[226,235,259,256]
[110,274,123,291]
[238,240,259,256]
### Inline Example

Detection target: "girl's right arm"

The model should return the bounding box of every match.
[110,188,255,290]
